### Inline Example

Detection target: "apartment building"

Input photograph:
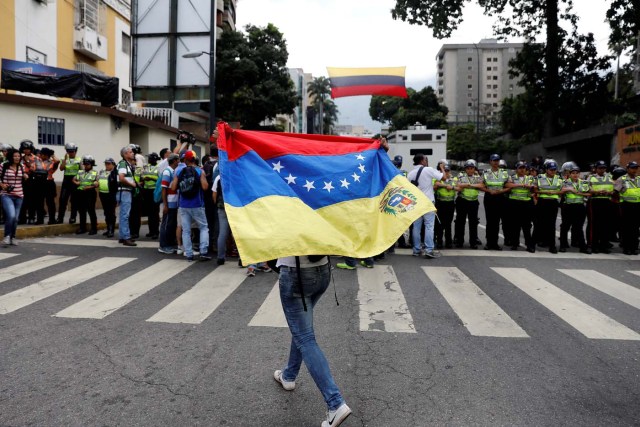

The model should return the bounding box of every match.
[436,38,525,127]
[0,0,208,175]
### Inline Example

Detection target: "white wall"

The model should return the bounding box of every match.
[0,102,186,182]
[114,17,132,96]
[14,0,57,65]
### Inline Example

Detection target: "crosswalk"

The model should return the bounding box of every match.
[0,252,639,341]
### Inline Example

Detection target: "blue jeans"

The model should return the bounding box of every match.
[117,190,132,240]
[180,207,209,257]
[412,210,436,253]
[2,195,23,238]
[279,264,345,411]
[217,208,230,260]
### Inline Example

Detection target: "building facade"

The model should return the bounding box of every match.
[0,0,132,104]
[436,39,525,127]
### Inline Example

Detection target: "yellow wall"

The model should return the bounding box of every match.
[0,0,16,60]
[57,0,123,77]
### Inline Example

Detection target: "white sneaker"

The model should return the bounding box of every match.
[10,238,18,246]
[184,250,199,257]
[321,403,352,427]
[176,246,184,255]
[273,370,295,391]
[2,236,10,246]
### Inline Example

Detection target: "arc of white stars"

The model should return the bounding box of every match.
[355,154,365,161]
[285,174,297,184]
[323,181,334,192]
[272,161,284,173]
[358,164,366,173]
[340,178,350,189]
[303,180,315,192]
[351,172,361,182]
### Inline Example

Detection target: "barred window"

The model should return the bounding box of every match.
[38,116,65,146]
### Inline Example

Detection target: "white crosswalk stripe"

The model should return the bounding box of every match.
[558,269,640,310]
[0,255,75,285]
[248,281,287,328]
[1,251,638,341]
[493,268,640,341]
[147,264,247,324]
[358,264,415,333]
[0,257,134,314]
[424,267,528,338]
[55,259,190,319]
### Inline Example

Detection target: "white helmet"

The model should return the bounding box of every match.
[464,159,477,168]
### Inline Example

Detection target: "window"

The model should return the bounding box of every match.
[468,84,473,89]
[487,95,492,100]
[410,148,433,155]
[487,67,491,71]
[493,103,498,107]
[38,117,65,146]
[487,76,491,81]
[493,94,498,98]
[493,85,498,89]
[468,66,472,71]
[468,57,472,62]
[493,66,498,71]
[486,58,491,63]
[412,134,433,142]
[468,75,472,80]
[493,76,498,80]
[486,85,491,89]
[122,32,131,55]
[468,102,473,107]
[493,57,499,62]
[26,46,47,64]
[467,93,472,98]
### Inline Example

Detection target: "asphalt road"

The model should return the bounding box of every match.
[1,223,639,427]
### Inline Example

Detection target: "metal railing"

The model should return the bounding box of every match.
[128,106,179,128]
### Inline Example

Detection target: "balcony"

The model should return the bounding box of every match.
[129,105,180,128]
[74,25,108,61]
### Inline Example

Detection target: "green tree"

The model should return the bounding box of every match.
[391,0,576,137]
[215,24,298,129]
[321,98,339,134]
[369,87,447,131]
[307,77,332,134]
[607,0,640,51]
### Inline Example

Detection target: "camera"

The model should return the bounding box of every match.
[177,130,196,145]
[6,185,14,192]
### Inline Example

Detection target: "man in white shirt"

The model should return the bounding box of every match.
[406,153,444,258]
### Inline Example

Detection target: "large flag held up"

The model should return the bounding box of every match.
[327,66,408,99]
[217,122,435,264]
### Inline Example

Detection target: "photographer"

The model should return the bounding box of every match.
[1,148,29,246]
[116,146,139,247]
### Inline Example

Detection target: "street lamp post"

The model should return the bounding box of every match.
[182,1,217,138]
[473,42,481,138]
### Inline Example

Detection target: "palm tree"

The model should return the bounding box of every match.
[307,77,332,134]
[322,99,339,134]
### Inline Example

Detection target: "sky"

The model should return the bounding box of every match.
[235,0,614,133]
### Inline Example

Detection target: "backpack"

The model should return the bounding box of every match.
[107,167,119,196]
[410,166,425,186]
[154,168,172,203]
[178,166,200,199]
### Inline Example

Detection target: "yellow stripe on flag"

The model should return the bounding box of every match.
[327,66,406,78]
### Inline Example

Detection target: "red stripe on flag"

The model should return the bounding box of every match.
[218,123,381,161]
[331,85,408,99]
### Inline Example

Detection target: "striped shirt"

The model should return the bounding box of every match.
[0,164,26,198]
[161,166,178,209]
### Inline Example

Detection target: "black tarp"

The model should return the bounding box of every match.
[1,70,119,107]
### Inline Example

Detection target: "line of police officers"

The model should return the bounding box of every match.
[424,154,640,256]
[0,141,161,238]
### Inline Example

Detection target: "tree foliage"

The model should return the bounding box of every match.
[369,87,448,131]
[307,77,338,134]
[392,0,579,137]
[215,24,298,129]
[606,0,640,51]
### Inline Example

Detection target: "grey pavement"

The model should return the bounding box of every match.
[0,230,639,426]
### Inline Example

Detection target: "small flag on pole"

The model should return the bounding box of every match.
[327,66,408,99]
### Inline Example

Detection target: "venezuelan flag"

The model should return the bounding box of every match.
[327,66,408,98]
[217,122,435,264]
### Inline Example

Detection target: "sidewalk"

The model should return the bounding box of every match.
[1,209,147,239]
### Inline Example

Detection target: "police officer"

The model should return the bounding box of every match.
[18,139,36,224]
[587,160,614,253]
[72,155,98,235]
[57,142,81,224]
[454,159,484,249]
[130,144,144,239]
[504,161,536,252]
[98,158,117,238]
[615,161,640,255]
[534,161,565,253]
[434,163,456,249]
[482,154,510,250]
[32,147,59,224]
[142,152,160,239]
[559,163,590,253]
